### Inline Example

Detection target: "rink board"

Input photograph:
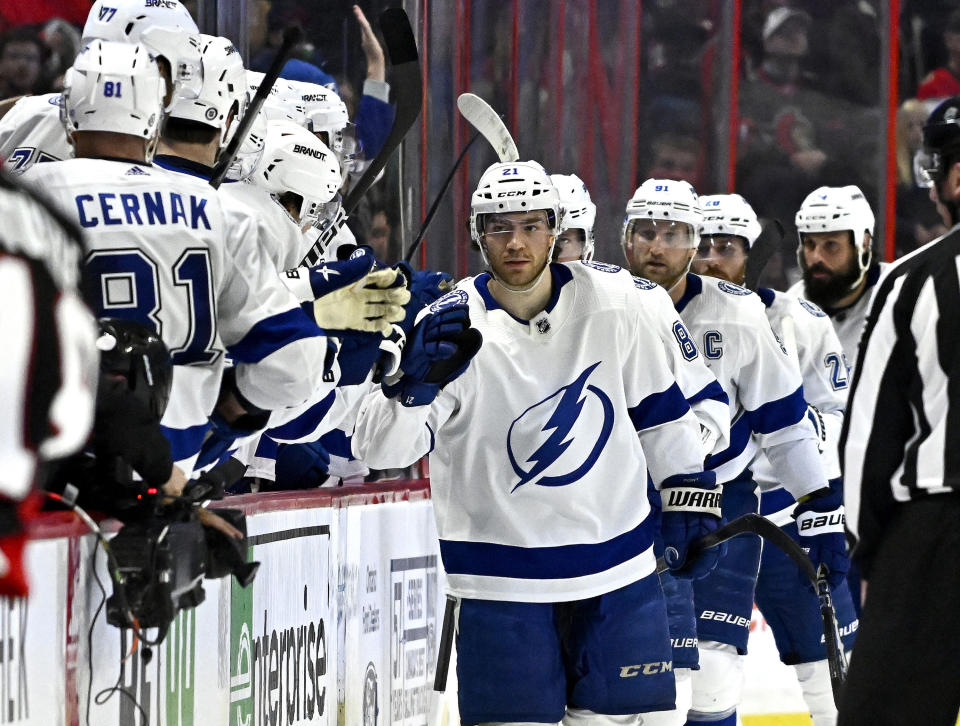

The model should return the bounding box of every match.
[15,485,924,724]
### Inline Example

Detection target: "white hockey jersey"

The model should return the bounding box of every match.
[353,262,722,602]
[788,263,888,374]
[154,156,309,274]
[674,274,825,498]
[22,158,333,473]
[0,94,71,173]
[752,288,847,504]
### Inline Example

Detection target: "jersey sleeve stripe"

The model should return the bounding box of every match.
[686,380,729,407]
[746,386,806,434]
[438,515,654,580]
[227,308,323,363]
[161,421,212,462]
[627,382,690,431]
[265,391,337,443]
[705,415,752,470]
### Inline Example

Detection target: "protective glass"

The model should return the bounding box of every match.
[914,148,939,189]
[625,218,696,249]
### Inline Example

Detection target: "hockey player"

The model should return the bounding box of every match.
[353,160,728,725]
[0,0,202,173]
[22,40,334,475]
[788,186,886,373]
[693,194,858,726]
[550,173,596,262]
[622,180,847,726]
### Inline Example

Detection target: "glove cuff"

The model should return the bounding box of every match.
[794,505,845,535]
[662,486,722,518]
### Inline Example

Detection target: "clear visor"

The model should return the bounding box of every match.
[303,193,343,227]
[624,218,697,249]
[696,234,747,257]
[914,148,939,189]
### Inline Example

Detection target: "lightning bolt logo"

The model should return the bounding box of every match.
[507,361,614,491]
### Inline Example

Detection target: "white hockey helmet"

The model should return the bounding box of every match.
[470,161,561,246]
[226,108,267,182]
[622,178,702,249]
[550,173,597,261]
[61,40,165,160]
[253,120,343,225]
[699,194,762,248]
[795,185,874,274]
[82,0,202,106]
[167,34,247,150]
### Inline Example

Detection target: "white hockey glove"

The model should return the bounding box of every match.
[312,267,410,336]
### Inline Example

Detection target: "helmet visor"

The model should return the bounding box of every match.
[139,27,203,104]
[624,218,697,249]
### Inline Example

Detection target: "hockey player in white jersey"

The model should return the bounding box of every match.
[622,180,847,726]
[788,186,886,373]
[352,160,728,725]
[550,173,596,262]
[693,194,858,726]
[22,40,334,476]
[0,0,202,173]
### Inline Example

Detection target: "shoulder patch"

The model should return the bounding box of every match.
[581,260,621,274]
[632,275,657,290]
[717,280,751,296]
[798,298,827,317]
[429,289,468,314]
[48,95,62,106]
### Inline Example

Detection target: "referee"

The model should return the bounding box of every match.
[838,96,960,725]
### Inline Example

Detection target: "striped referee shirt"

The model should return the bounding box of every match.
[842,224,960,572]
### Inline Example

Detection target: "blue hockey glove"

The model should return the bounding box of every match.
[195,369,270,469]
[306,249,375,298]
[660,473,725,580]
[381,303,481,407]
[792,484,849,590]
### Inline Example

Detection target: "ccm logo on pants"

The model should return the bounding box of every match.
[619,662,674,678]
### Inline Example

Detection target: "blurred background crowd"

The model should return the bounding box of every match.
[0,0,954,291]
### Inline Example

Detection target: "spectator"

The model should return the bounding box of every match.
[40,18,81,90]
[0,27,48,97]
[917,9,960,100]
[366,208,393,261]
[645,132,704,190]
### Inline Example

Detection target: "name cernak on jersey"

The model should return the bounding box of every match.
[507,362,614,491]
[75,191,211,230]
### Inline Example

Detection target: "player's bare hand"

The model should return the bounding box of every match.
[197,507,244,539]
[353,5,385,81]
[161,465,188,498]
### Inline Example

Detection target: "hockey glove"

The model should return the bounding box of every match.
[381,304,482,407]
[792,483,849,590]
[660,473,725,580]
[195,370,271,470]
[311,265,410,336]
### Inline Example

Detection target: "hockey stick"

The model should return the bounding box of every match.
[433,595,457,692]
[403,130,482,262]
[456,93,519,163]
[657,512,848,706]
[342,8,422,215]
[209,26,303,189]
[744,219,785,291]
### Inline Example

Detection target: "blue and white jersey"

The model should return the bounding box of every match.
[674,275,825,497]
[788,263,888,374]
[353,262,719,602]
[0,94,70,173]
[23,158,333,474]
[752,289,847,516]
